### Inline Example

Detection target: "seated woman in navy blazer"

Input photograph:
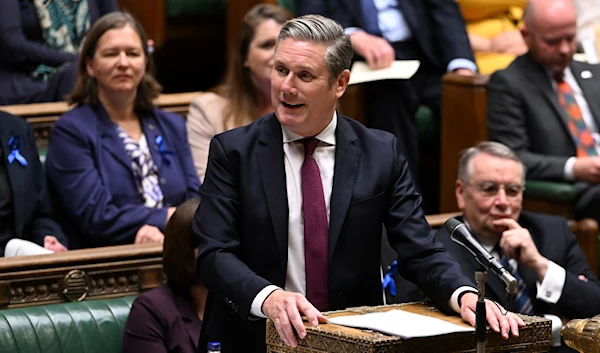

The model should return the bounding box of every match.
[46,12,201,249]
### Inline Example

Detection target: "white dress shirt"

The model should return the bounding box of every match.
[555,67,600,180]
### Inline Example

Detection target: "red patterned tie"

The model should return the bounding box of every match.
[301,137,329,311]
[556,76,597,157]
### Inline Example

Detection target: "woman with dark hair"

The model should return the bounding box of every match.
[186,4,291,181]
[122,197,206,353]
[46,12,200,249]
[0,0,119,104]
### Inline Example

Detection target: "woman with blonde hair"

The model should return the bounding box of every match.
[187,4,291,181]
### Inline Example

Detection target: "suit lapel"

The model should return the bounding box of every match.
[328,116,361,261]
[0,124,24,228]
[173,290,201,349]
[522,55,572,136]
[257,115,289,267]
[572,62,600,128]
[97,105,134,170]
[140,113,163,171]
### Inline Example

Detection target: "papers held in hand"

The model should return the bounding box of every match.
[348,60,421,85]
[327,309,474,339]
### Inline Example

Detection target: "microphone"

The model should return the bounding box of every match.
[444,218,517,294]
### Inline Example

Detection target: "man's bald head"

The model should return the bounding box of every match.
[522,0,577,75]
[523,0,577,32]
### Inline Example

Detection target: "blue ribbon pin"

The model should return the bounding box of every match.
[382,260,398,296]
[7,136,28,166]
[155,135,174,164]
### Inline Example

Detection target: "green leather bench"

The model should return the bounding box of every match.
[0,296,135,353]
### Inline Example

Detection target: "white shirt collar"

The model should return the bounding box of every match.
[281,112,337,146]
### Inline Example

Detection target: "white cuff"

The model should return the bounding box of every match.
[544,314,564,347]
[447,59,478,73]
[250,285,280,318]
[450,286,479,313]
[563,157,576,181]
[344,27,363,37]
[536,260,565,304]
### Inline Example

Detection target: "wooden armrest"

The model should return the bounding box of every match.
[425,212,462,228]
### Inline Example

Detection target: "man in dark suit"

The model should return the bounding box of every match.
[0,110,66,256]
[487,0,600,222]
[296,0,476,213]
[195,15,523,353]
[437,141,600,353]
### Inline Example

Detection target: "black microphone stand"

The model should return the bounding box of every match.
[475,265,487,353]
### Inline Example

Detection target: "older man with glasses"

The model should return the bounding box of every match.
[436,141,600,353]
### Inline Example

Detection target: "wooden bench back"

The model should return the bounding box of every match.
[0,243,163,309]
[0,92,201,151]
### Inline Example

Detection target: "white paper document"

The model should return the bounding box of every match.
[348,60,420,85]
[327,309,474,339]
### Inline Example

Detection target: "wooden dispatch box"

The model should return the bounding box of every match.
[266,303,552,353]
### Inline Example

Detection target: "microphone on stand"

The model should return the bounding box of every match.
[444,218,517,294]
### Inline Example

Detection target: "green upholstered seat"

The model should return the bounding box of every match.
[524,180,580,203]
[0,296,135,353]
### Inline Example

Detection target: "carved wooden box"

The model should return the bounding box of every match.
[266,303,552,353]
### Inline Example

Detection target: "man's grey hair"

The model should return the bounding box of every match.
[458,141,527,182]
[276,14,353,86]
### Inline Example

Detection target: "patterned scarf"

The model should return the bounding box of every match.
[31,0,90,80]
[117,127,164,209]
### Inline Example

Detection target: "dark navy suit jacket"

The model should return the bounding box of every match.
[46,104,200,249]
[122,283,202,353]
[195,113,474,352]
[0,111,65,255]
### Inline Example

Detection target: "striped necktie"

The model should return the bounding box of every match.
[501,255,534,315]
[556,75,597,156]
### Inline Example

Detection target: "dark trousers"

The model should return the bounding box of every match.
[363,39,443,213]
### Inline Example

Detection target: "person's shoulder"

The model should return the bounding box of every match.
[55,104,96,129]
[132,283,177,313]
[0,111,31,132]
[338,115,395,141]
[190,91,228,109]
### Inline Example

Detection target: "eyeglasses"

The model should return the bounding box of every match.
[464,181,525,198]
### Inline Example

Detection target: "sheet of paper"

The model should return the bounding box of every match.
[348,60,420,85]
[327,309,474,339]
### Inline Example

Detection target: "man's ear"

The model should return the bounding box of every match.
[335,69,351,99]
[455,179,466,210]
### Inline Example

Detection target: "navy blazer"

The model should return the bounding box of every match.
[46,104,200,249]
[195,113,474,352]
[437,211,600,319]
[0,0,119,104]
[0,111,65,255]
[296,0,474,71]
[122,283,202,353]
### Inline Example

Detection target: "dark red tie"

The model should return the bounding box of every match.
[301,137,328,311]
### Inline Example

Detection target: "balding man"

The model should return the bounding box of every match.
[487,0,600,223]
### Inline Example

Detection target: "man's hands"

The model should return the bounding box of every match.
[493,218,549,281]
[43,235,67,252]
[262,290,328,347]
[350,31,395,70]
[134,225,164,244]
[573,156,600,183]
[460,292,525,339]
